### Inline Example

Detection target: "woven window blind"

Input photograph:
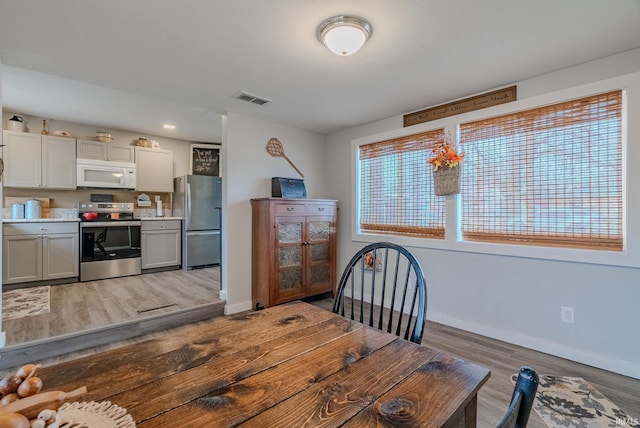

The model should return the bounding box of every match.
[359,129,446,238]
[459,90,622,250]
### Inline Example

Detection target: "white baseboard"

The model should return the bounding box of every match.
[224,300,253,315]
[428,311,640,380]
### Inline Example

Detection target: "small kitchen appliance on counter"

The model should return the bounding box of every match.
[10,202,25,219]
[78,201,141,281]
[24,198,42,219]
[155,195,163,217]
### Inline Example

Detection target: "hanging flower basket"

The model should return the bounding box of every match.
[433,164,460,196]
[428,131,464,196]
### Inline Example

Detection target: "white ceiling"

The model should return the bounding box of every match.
[1,0,639,143]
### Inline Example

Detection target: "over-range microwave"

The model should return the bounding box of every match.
[77,159,136,189]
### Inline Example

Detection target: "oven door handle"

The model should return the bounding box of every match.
[81,221,142,227]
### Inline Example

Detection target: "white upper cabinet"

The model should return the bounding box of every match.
[135,147,174,192]
[2,131,76,189]
[77,139,135,162]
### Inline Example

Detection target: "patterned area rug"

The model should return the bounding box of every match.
[2,286,50,320]
[512,373,639,428]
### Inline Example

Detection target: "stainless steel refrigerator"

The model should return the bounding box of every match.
[173,175,221,269]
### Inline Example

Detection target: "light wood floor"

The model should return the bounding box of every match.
[306,295,640,428]
[2,267,221,346]
[4,291,639,428]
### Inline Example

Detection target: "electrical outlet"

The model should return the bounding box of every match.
[561,306,575,324]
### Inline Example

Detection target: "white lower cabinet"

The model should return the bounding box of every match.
[3,222,79,284]
[141,220,181,269]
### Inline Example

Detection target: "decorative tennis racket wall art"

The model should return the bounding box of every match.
[266,137,304,178]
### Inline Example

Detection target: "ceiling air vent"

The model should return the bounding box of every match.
[234,91,271,106]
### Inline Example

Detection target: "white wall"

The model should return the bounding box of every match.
[325,48,640,379]
[222,113,327,313]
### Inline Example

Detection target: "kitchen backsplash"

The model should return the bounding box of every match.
[3,187,172,220]
[2,207,77,219]
[2,207,171,219]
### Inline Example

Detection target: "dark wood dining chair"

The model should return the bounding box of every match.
[332,242,427,344]
[497,366,540,428]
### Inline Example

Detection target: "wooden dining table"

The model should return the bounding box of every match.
[37,300,490,427]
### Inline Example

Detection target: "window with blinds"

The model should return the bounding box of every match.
[359,129,446,238]
[459,90,623,251]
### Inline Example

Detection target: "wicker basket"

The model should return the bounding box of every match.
[433,165,460,196]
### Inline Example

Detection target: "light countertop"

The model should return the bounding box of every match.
[138,217,182,221]
[2,216,182,223]
[2,218,81,223]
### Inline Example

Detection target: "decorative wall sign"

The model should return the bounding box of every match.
[403,86,517,127]
[190,143,221,176]
[363,249,382,272]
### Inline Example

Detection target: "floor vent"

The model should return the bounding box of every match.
[234,91,271,106]
[137,303,178,314]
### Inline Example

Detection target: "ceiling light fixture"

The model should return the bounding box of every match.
[163,124,176,130]
[317,15,372,56]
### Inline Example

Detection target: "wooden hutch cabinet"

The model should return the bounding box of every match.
[251,198,337,309]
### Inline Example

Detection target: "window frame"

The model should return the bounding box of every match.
[351,74,639,268]
[357,128,447,239]
[459,90,623,251]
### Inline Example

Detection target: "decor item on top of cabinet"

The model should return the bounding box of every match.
[139,138,160,148]
[272,177,306,198]
[265,137,304,177]
[6,115,25,132]
[428,132,465,196]
[51,130,74,138]
[190,143,221,177]
[95,129,113,142]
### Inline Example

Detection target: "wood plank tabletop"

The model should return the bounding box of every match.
[37,301,490,427]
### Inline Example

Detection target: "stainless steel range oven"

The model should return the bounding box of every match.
[79,202,141,281]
